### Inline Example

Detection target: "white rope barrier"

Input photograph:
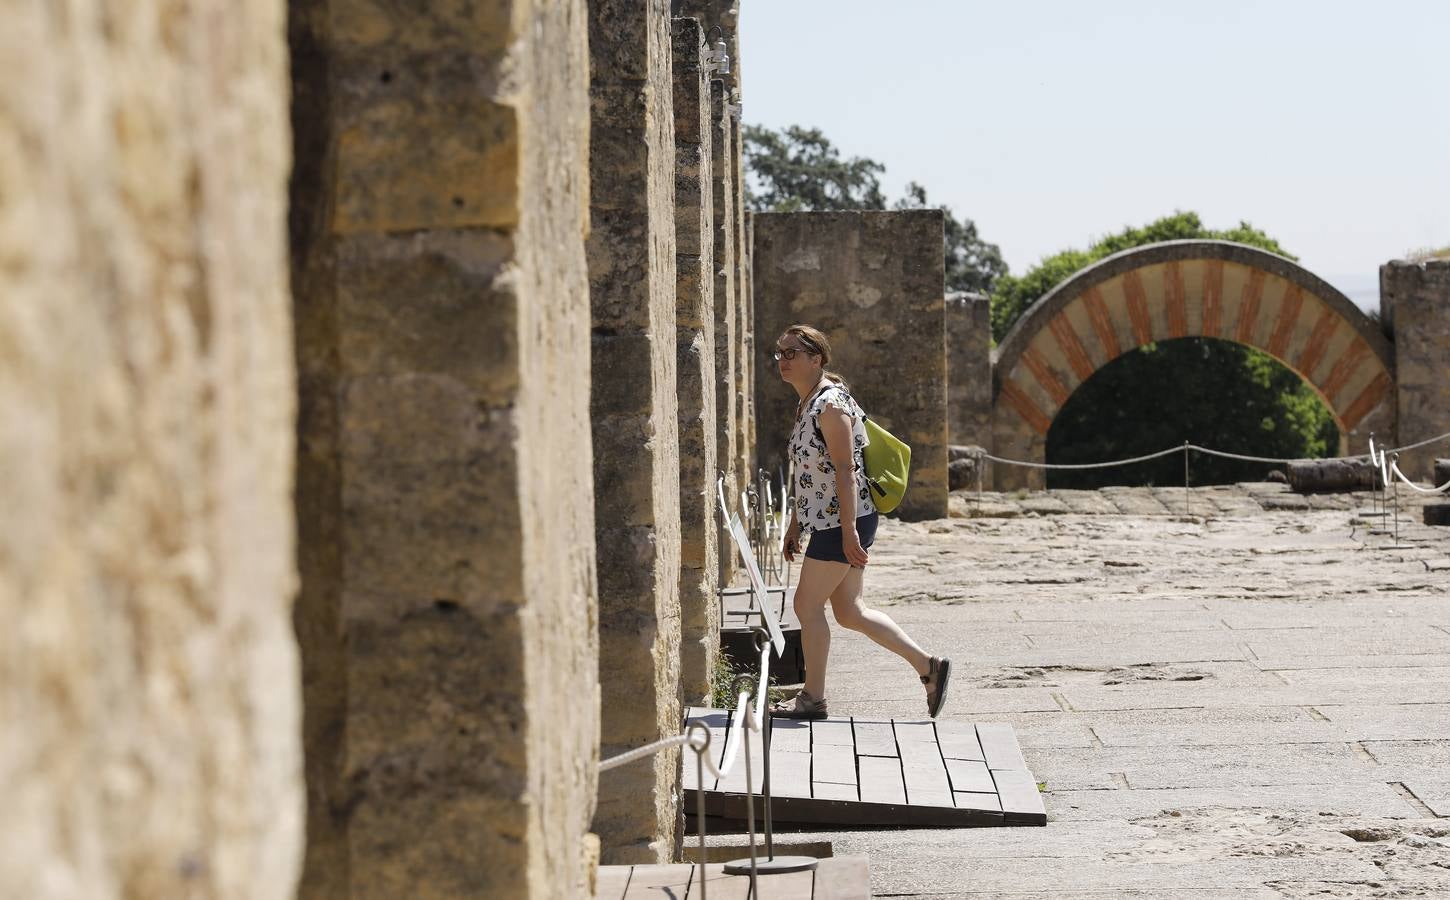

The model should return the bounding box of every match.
[1390,459,1450,495]
[980,429,1450,473]
[980,445,1182,470]
[1385,429,1450,454]
[598,732,701,773]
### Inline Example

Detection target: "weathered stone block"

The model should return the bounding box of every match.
[1383,259,1450,480]
[334,231,517,399]
[334,55,519,232]
[1,0,302,895]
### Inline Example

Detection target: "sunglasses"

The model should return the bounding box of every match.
[772,345,818,362]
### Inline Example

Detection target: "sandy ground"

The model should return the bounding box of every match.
[709,482,1450,898]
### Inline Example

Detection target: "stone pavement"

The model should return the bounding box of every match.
[709,483,1450,897]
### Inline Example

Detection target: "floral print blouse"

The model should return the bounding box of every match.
[788,384,875,534]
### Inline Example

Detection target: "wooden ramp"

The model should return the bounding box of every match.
[598,855,871,899]
[684,708,1046,828]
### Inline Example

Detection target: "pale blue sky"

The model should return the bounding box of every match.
[739,0,1449,309]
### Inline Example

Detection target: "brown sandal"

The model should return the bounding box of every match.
[922,656,952,719]
[769,688,828,720]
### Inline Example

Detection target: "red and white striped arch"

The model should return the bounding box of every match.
[990,241,1396,489]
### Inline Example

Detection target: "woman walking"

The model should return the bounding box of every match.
[768,324,951,720]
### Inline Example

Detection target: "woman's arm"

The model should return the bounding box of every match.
[819,404,868,567]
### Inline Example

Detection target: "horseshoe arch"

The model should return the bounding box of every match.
[991,241,1395,490]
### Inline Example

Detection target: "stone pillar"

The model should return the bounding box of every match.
[0,1,302,895]
[1383,259,1450,480]
[673,17,720,706]
[681,0,742,578]
[947,292,994,482]
[709,76,740,577]
[290,2,599,896]
[587,0,683,865]
[744,213,760,484]
[733,111,754,493]
[753,211,950,521]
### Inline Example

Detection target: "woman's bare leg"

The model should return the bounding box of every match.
[829,567,932,677]
[793,556,852,699]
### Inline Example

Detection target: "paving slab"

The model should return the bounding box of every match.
[1032,743,1378,791]
[1046,782,1418,821]
[1314,704,1450,740]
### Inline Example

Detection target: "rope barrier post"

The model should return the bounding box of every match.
[1183,441,1190,518]
[976,448,984,511]
[686,722,711,900]
[721,672,760,890]
[1369,434,1381,518]
[723,630,818,878]
[1390,452,1407,549]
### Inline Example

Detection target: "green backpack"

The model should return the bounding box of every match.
[811,387,912,514]
[862,417,911,514]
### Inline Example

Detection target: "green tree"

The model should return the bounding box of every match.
[1048,338,1340,488]
[742,125,1005,293]
[742,124,886,212]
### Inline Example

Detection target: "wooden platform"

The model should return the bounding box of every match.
[598,855,871,899]
[683,708,1047,827]
[719,586,804,682]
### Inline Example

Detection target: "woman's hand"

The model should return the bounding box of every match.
[783,520,802,562]
[841,527,869,568]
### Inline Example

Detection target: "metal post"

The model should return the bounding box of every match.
[976,449,984,510]
[1183,441,1190,518]
[723,631,817,878]
[687,723,710,900]
[742,723,759,895]
[1392,452,1403,547]
[762,712,774,860]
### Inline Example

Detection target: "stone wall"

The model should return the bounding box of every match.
[1382,260,1450,480]
[0,1,302,895]
[290,1,600,895]
[672,17,720,706]
[753,211,950,521]
[947,292,993,450]
[588,0,683,865]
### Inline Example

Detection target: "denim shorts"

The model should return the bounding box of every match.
[805,512,879,565]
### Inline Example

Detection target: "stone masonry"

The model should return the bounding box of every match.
[588,0,684,865]
[753,211,950,521]
[290,1,599,896]
[1381,259,1450,480]
[1,1,302,895]
[672,17,721,706]
[680,0,745,581]
[947,291,993,448]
